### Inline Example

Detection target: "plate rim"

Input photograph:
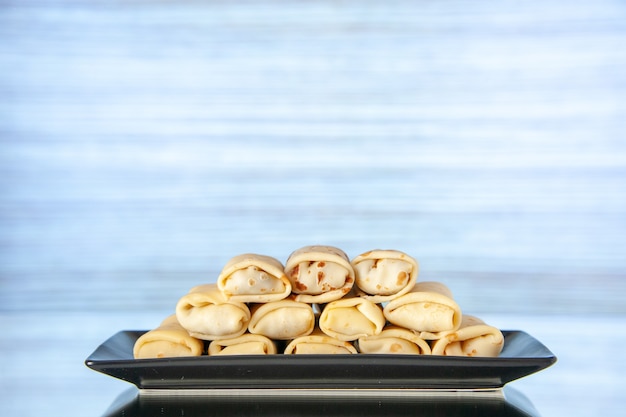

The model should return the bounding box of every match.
[85,329,557,390]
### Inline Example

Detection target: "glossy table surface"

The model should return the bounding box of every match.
[100,385,547,417]
[1,0,625,416]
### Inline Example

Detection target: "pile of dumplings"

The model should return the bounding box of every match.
[133,245,504,359]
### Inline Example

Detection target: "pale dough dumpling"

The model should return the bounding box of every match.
[357,326,431,355]
[431,315,504,357]
[217,253,291,303]
[383,281,462,340]
[284,329,358,354]
[133,315,204,359]
[352,249,419,303]
[208,333,277,355]
[175,284,251,341]
[319,296,385,341]
[248,299,315,340]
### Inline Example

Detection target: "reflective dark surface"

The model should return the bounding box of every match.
[102,387,540,417]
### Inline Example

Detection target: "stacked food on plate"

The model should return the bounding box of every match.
[133,245,504,359]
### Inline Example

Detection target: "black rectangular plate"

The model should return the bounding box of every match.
[85,330,556,390]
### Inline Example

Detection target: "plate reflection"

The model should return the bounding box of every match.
[101,386,540,417]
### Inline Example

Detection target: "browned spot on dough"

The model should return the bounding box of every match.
[345,276,353,283]
[317,271,325,284]
[390,343,402,353]
[290,265,300,278]
[317,261,325,268]
[294,281,308,292]
[396,271,408,286]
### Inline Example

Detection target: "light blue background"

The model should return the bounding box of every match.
[1,0,625,415]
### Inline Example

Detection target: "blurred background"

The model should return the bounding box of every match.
[1,0,625,416]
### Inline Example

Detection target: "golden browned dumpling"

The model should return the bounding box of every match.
[284,245,355,303]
